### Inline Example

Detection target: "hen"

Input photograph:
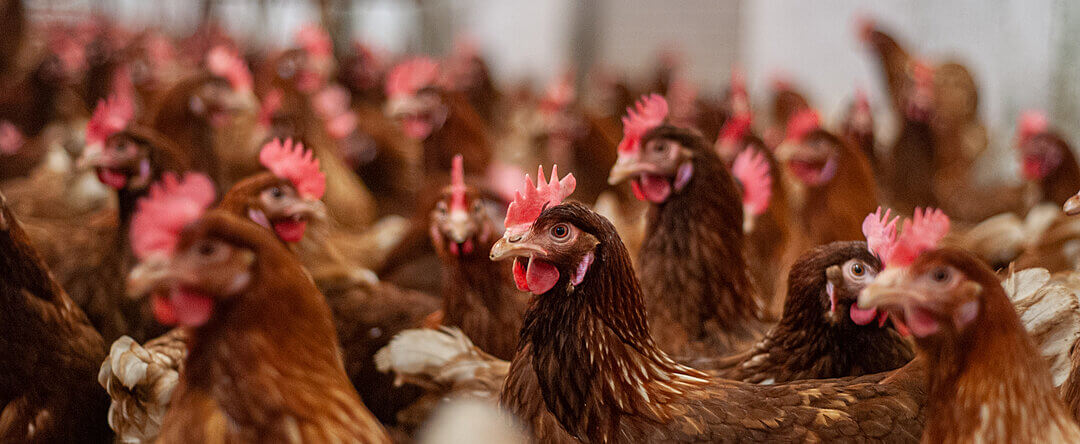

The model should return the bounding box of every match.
[427,155,525,360]
[1013,110,1080,208]
[607,94,767,358]
[385,57,492,176]
[774,109,880,246]
[536,74,623,206]
[0,192,112,443]
[861,247,1080,443]
[42,97,189,343]
[490,166,926,443]
[103,142,437,436]
[694,238,913,383]
[125,177,390,443]
[715,72,803,316]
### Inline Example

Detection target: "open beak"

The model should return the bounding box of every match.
[489,232,545,262]
[127,256,172,299]
[858,267,927,311]
[1065,193,1080,216]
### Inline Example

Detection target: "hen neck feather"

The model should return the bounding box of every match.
[924,286,1079,443]
[640,153,760,336]
[518,223,709,442]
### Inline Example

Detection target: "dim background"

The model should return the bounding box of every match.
[29,0,1080,176]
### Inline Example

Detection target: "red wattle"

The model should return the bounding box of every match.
[512,258,529,291]
[402,116,434,140]
[849,305,878,326]
[273,220,308,243]
[171,288,214,327]
[97,168,128,189]
[631,180,646,201]
[152,293,178,325]
[525,258,560,294]
[638,174,672,203]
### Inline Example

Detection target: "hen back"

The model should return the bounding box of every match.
[0,192,111,443]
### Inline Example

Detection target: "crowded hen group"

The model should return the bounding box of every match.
[4,2,1080,443]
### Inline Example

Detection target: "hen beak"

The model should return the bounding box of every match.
[75,147,104,171]
[489,233,545,261]
[773,141,797,163]
[858,267,928,311]
[608,155,646,185]
[1065,193,1080,216]
[446,210,473,244]
[127,256,172,299]
[285,197,327,222]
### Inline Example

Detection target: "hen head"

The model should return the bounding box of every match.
[860,248,996,348]
[187,76,252,128]
[609,94,704,203]
[385,57,445,140]
[489,165,597,296]
[774,109,841,187]
[842,89,873,138]
[1014,111,1064,181]
[139,210,262,328]
[220,173,326,244]
[431,155,495,258]
[80,129,161,191]
[787,241,884,327]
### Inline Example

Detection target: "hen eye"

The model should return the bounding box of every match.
[931,268,951,283]
[269,187,284,199]
[436,202,448,214]
[472,201,484,213]
[850,263,864,276]
[654,142,668,153]
[197,241,217,257]
[550,223,569,239]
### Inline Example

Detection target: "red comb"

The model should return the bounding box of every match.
[296,24,333,58]
[452,34,480,60]
[732,149,772,216]
[450,154,467,212]
[258,88,284,129]
[784,108,820,143]
[86,93,134,148]
[855,88,870,111]
[386,57,440,99]
[911,60,934,88]
[717,116,753,154]
[504,165,576,235]
[617,94,669,155]
[887,208,950,267]
[1017,110,1049,145]
[769,71,792,92]
[862,207,899,263]
[130,173,216,261]
[855,14,875,42]
[540,73,575,113]
[730,65,747,95]
[258,139,326,200]
[206,45,252,92]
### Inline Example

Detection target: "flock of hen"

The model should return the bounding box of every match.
[2,3,1080,443]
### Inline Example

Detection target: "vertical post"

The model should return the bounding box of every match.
[1050,0,1080,146]
[570,0,600,92]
